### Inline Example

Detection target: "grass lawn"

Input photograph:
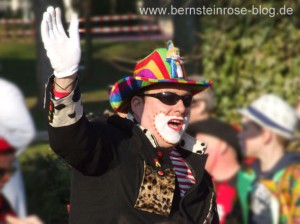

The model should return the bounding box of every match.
[0,38,164,223]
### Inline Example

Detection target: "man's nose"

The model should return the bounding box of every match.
[175,99,187,113]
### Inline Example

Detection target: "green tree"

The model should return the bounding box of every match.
[200,0,300,124]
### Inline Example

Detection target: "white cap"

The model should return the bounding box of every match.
[238,94,298,139]
[0,78,36,155]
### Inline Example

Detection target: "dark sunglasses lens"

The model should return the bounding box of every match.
[182,95,193,107]
[157,93,192,107]
[158,92,178,105]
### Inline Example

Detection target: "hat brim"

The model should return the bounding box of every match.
[238,108,296,140]
[110,76,212,113]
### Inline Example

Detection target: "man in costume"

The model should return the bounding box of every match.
[41,6,219,224]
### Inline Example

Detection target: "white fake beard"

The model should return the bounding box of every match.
[154,113,189,144]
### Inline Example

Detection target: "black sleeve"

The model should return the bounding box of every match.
[44,75,123,176]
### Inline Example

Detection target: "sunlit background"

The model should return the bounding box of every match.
[0,0,299,223]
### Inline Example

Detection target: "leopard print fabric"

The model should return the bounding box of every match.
[134,162,176,217]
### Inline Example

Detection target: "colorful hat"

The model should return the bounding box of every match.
[110,41,212,112]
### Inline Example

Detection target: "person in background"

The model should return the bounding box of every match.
[0,137,17,223]
[40,6,219,223]
[0,78,36,218]
[187,75,244,223]
[188,75,215,123]
[187,118,243,224]
[238,94,300,224]
[0,137,43,224]
[296,96,300,130]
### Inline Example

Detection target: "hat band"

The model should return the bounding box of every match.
[248,106,293,135]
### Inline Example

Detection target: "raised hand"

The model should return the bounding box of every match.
[41,6,81,78]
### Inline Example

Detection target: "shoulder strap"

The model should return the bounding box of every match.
[237,169,255,224]
[273,169,286,182]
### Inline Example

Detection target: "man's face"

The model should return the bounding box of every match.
[238,117,263,157]
[134,84,192,148]
[189,93,206,123]
[196,133,223,173]
[0,153,15,191]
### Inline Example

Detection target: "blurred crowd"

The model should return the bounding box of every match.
[1,72,300,223]
[0,72,300,223]
[186,79,300,224]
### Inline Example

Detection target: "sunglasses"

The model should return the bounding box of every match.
[0,166,16,178]
[138,92,193,107]
[241,121,262,131]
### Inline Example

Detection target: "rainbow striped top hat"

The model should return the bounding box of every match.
[110,41,212,113]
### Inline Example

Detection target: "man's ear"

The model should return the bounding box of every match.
[220,141,231,155]
[131,96,144,120]
[262,128,272,144]
[197,100,207,114]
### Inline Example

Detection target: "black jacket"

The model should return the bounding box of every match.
[45,76,219,224]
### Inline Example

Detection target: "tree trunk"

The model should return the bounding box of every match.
[83,0,93,79]
[33,0,66,109]
[110,0,117,14]
[172,0,202,76]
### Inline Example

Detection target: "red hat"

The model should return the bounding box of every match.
[0,137,14,153]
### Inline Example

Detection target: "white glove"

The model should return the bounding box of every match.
[41,6,81,78]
